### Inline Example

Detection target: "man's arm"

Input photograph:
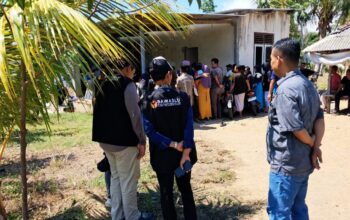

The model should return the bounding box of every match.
[268,79,275,102]
[181,100,194,168]
[312,109,325,169]
[313,118,325,148]
[124,83,146,145]
[229,81,235,93]
[337,84,344,92]
[246,79,251,92]
[183,105,195,149]
[293,129,315,147]
[214,75,221,87]
[142,104,182,151]
[125,83,146,158]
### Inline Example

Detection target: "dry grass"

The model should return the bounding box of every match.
[1,113,264,220]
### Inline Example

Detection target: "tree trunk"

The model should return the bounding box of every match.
[19,61,29,220]
[0,192,7,220]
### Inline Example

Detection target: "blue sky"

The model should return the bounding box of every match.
[175,0,257,13]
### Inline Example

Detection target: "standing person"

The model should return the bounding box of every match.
[334,68,350,115]
[266,38,325,220]
[143,56,198,220]
[230,65,251,117]
[177,60,195,106]
[92,59,152,220]
[195,64,212,120]
[210,58,224,119]
[262,64,271,112]
[253,65,264,112]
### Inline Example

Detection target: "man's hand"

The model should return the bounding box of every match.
[180,148,192,169]
[267,93,272,102]
[312,146,323,170]
[137,144,145,159]
[170,141,183,152]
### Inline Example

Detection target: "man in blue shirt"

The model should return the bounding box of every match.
[142,56,197,220]
[266,38,325,220]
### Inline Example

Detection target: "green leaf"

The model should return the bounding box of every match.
[87,0,93,11]
[197,0,202,8]
[16,0,25,9]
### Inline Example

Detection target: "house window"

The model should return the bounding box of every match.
[184,47,198,64]
[254,33,274,68]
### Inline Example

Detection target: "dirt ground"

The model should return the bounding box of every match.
[194,106,350,220]
[1,101,350,219]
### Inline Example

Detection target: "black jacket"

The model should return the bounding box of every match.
[92,74,138,146]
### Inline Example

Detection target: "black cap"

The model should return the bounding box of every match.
[149,56,173,81]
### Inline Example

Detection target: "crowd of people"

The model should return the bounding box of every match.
[137,58,281,124]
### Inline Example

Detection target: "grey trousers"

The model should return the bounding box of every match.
[105,147,140,220]
[210,87,224,118]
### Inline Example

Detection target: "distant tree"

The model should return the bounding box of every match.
[303,32,320,48]
[309,0,350,38]
[256,0,350,39]
[200,0,216,13]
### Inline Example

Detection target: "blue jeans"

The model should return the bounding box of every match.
[267,172,310,220]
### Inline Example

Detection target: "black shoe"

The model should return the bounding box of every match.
[139,212,155,220]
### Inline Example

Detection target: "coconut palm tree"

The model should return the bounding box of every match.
[255,0,350,39]
[0,0,197,218]
[309,0,350,38]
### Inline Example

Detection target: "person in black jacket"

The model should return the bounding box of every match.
[92,59,153,220]
[143,56,198,220]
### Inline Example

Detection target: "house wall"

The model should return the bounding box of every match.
[238,11,290,68]
[147,23,235,70]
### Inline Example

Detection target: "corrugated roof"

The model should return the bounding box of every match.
[303,24,350,53]
[216,8,294,15]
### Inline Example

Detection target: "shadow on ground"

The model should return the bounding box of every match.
[0,155,68,178]
[9,128,78,145]
[138,187,264,220]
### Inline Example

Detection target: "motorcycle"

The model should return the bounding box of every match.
[222,92,234,120]
[246,91,258,116]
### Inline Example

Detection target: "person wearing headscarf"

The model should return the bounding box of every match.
[195,64,212,120]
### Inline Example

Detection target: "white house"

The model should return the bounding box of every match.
[144,9,292,71]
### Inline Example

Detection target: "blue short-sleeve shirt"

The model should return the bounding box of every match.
[266,70,323,176]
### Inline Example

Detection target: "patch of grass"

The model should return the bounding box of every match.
[88,174,105,188]
[31,179,58,194]
[49,155,68,170]
[8,113,93,152]
[197,196,264,220]
[139,160,157,186]
[217,170,235,182]
[7,212,21,220]
[1,180,21,198]
[47,206,86,220]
